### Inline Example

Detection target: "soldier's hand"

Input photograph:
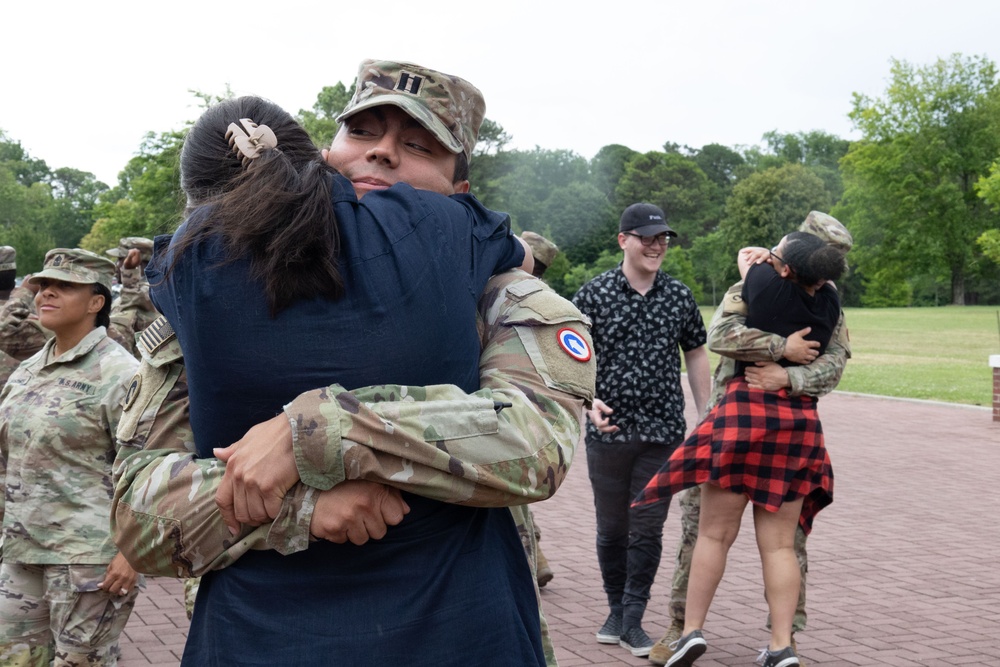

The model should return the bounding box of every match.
[22,275,40,294]
[215,413,300,532]
[740,247,770,266]
[123,248,142,270]
[783,327,820,364]
[99,553,139,597]
[745,361,791,391]
[586,397,619,434]
[310,481,410,545]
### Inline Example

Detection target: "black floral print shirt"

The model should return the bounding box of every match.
[573,265,706,445]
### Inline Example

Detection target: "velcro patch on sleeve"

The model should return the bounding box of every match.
[556,328,592,362]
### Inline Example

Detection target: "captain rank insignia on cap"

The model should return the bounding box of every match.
[557,328,591,362]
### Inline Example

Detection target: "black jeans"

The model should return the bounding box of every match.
[587,433,673,611]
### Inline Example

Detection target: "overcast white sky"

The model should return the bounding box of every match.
[4,0,999,186]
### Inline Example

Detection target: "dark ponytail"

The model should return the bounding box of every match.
[171,96,343,315]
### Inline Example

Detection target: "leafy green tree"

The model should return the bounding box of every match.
[482,148,590,233]
[475,119,512,156]
[298,82,354,151]
[840,54,1000,305]
[531,182,613,259]
[0,131,50,187]
[561,249,621,297]
[590,144,638,207]
[719,163,832,260]
[83,130,186,253]
[689,230,731,305]
[690,143,746,195]
[615,151,713,246]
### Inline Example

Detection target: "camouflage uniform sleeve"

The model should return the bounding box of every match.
[111,317,273,576]
[706,281,786,362]
[706,281,851,401]
[270,271,595,551]
[108,266,159,358]
[785,310,851,398]
[0,286,51,361]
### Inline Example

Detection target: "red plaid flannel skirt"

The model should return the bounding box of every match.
[633,378,834,534]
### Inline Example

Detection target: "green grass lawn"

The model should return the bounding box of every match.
[697,305,1000,407]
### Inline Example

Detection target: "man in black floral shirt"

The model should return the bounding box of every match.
[572,202,711,658]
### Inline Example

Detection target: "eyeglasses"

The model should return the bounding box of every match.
[769,246,785,264]
[624,232,670,247]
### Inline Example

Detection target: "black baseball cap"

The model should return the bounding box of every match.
[619,203,677,238]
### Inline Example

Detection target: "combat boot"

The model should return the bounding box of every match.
[648,618,685,665]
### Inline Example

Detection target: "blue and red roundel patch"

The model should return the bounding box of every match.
[557,328,591,362]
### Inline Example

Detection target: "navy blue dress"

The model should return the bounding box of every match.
[147,174,544,666]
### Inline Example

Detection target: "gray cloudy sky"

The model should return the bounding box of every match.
[4,0,999,186]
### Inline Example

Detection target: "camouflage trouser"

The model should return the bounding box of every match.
[183,577,200,621]
[670,485,808,633]
[0,563,140,666]
[511,505,558,667]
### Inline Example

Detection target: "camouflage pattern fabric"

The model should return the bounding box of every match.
[0,328,138,565]
[111,271,592,667]
[510,504,557,666]
[0,287,51,363]
[183,577,199,621]
[668,278,849,632]
[338,59,486,160]
[112,270,593,567]
[0,295,22,386]
[0,562,139,666]
[705,281,851,411]
[107,265,159,359]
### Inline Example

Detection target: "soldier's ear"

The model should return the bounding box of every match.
[89,293,106,314]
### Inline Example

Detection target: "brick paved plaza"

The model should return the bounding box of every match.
[119,390,1000,666]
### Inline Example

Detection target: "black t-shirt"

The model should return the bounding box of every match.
[737,262,840,375]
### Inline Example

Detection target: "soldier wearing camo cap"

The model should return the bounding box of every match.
[106,236,155,264]
[649,212,852,666]
[0,245,54,367]
[0,246,22,384]
[106,237,159,358]
[522,231,560,279]
[112,76,593,666]
[338,59,485,162]
[514,230,562,589]
[0,248,142,665]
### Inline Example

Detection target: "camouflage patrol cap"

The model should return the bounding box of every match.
[337,59,486,160]
[521,232,560,267]
[106,236,154,263]
[799,211,852,253]
[799,211,851,272]
[29,248,115,292]
[0,246,15,272]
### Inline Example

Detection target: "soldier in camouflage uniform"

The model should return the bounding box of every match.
[0,249,52,370]
[0,248,143,666]
[112,61,594,666]
[0,246,25,385]
[519,231,562,588]
[647,211,852,666]
[105,237,159,358]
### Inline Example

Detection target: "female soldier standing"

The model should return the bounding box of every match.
[0,248,140,666]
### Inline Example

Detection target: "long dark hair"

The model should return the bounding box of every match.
[782,231,845,287]
[171,96,344,315]
[93,284,112,329]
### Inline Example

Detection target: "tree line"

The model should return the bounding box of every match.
[2,54,998,307]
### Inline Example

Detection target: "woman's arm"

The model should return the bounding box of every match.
[112,273,595,575]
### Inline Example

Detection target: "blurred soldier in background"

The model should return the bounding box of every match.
[106,237,158,358]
